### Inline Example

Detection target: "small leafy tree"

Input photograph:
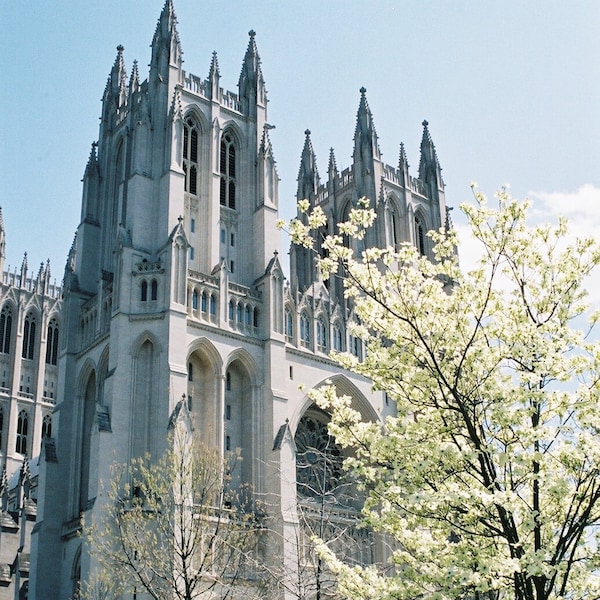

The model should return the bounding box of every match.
[82,426,264,600]
[282,188,600,600]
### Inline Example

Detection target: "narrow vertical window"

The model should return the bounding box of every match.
[141,280,148,302]
[22,313,36,359]
[188,363,193,381]
[183,118,200,195]
[42,414,52,439]
[0,307,12,354]
[285,309,293,342]
[219,133,236,209]
[192,289,198,310]
[317,319,327,352]
[228,300,234,321]
[201,292,207,313]
[300,314,310,347]
[415,216,426,255]
[16,410,29,455]
[151,279,158,301]
[209,295,216,316]
[45,319,59,365]
[190,218,195,233]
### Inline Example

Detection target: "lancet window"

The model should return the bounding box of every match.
[220,133,236,209]
[0,307,12,354]
[183,117,200,195]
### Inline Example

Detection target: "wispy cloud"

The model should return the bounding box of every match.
[454,184,600,311]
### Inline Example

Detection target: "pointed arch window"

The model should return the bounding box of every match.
[300,313,311,347]
[201,291,207,313]
[285,309,293,342]
[141,280,148,302]
[16,410,29,455]
[183,117,200,195]
[220,133,236,209]
[22,313,36,360]
[192,289,199,310]
[0,306,12,354]
[42,414,52,440]
[151,279,158,301]
[45,319,59,365]
[333,324,344,352]
[415,215,426,256]
[317,318,327,352]
[229,300,234,321]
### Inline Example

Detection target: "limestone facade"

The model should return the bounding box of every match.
[25,2,449,598]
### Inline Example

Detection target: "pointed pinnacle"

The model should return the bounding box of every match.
[209,51,220,78]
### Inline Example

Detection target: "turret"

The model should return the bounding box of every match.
[296,130,320,206]
[208,51,220,100]
[238,30,267,119]
[20,253,27,288]
[352,88,380,245]
[398,142,409,187]
[81,142,100,224]
[327,147,338,196]
[418,120,443,191]
[150,0,183,81]
[100,45,128,132]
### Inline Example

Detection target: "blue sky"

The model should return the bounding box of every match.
[1,1,599,295]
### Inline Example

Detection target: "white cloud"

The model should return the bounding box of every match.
[527,184,600,240]
[454,184,600,311]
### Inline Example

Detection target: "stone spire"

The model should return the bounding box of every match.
[110,44,128,104]
[20,252,28,287]
[151,0,183,75]
[208,51,220,99]
[353,87,381,163]
[418,120,443,186]
[82,142,100,223]
[398,142,409,185]
[129,59,140,98]
[327,147,338,180]
[238,30,267,116]
[296,129,320,205]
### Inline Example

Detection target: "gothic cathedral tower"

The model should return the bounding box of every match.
[30,3,448,598]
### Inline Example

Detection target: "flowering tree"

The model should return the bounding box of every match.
[81,426,264,600]
[282,189,600,600]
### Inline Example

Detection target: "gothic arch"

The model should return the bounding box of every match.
[79,366,97,511]
[224,350,257,489]
[76,358,97,397]
[187,337,222,376]
[182,105,209,134]
[131,336,160,460]
[131,331,162,358]
[292,374,379,434]
[187,338,222,447]
[220,121,244,148]
[413,207,430,256]
[224,348,259,387]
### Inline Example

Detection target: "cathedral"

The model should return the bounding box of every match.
[0,1,449,598]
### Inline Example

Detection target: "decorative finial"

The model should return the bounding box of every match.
[304,129,311,136]
[360,86,366,95]
[422,119,429,127]
[249,30,256,39]
[117,44,124,53]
